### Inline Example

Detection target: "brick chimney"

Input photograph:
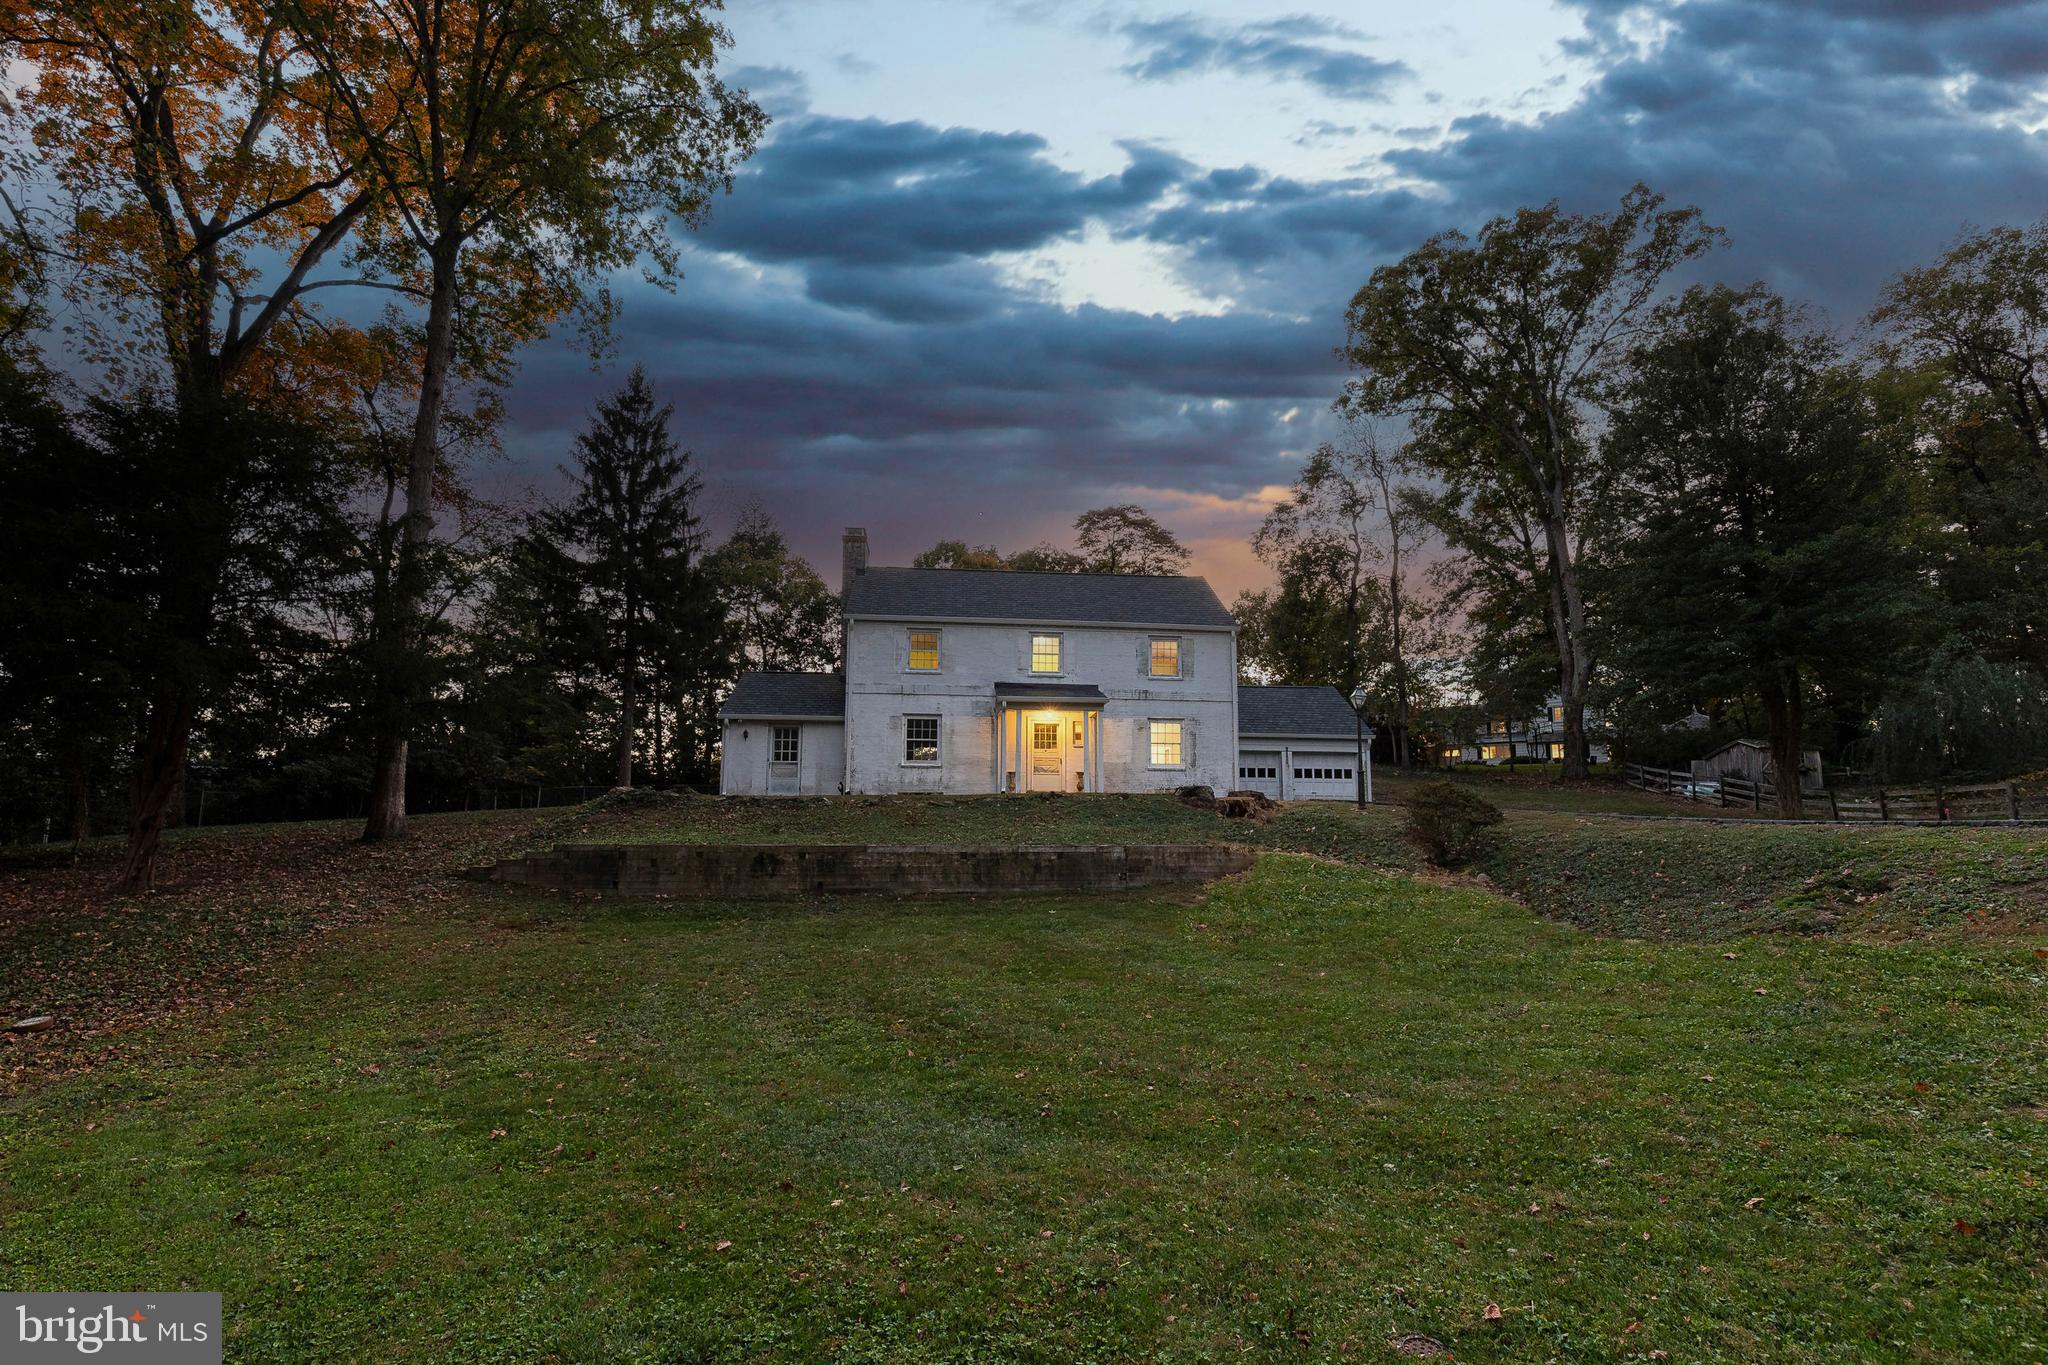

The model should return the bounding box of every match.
[841,527,868,585]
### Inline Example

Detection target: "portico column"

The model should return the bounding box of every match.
[1013,706,1025,793]
[1091,709,1102,792]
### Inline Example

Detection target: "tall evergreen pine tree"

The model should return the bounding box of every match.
[534,369,713,788]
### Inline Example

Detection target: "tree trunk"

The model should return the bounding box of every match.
[1763,665,1806,819]
[114,686,199,894]
[1540,510,1594,781]
[66,750,91,845]
[616,658,636,788]
[361,245,461,842]
[363,737,409,837]
[1387,557,1410,769]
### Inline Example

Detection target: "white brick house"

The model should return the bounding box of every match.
[718,529,1370,800]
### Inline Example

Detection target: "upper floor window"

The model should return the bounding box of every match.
[1030,633,1062,673]
[1149,719,1184,767]
[907,629,940,671]
[1549,705,1564,722]
[1148,637,1181,678]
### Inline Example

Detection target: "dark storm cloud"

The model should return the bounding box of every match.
[500,1,2048,586]
[697,114,1192,268]
[1377,0,2048,317]
[1118,14,1411,101]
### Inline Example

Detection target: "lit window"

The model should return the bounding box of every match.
[908,630,940,671]
[1549,705,1564,722]
[1149,637,1181,677]
[771,727,799,764]
[1149,720,1183,767]
[1030,634,1061,673]
[904,715,940,764]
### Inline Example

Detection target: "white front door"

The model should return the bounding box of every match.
[1028,721,1065,792]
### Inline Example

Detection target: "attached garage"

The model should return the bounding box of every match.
[1288,751,1358,801]
[1236,685,1366,802]
[1236,749,1283,799]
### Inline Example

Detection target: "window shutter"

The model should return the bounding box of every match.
[1185,718,1197,766]
[1136,639,1149,677]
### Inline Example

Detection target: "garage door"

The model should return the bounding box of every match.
[1236,750,1282,799]
[1291,750,1357,801]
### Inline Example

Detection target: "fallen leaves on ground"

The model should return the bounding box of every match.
[0,812,542,1097]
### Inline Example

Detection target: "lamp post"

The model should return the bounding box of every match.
[1349,685,1376,807]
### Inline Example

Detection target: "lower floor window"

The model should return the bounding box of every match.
[1239,765,1277,780]
[905,715,940,763]
[1149,719,1183,767]
[1293,766,1354,781]
[771,726,799,764]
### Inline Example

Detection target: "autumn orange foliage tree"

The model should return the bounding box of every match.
[0,0,393,890]
[279,0,766,840]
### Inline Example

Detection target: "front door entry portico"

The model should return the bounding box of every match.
[1029,721,1064,791]
[995,686,1105,794]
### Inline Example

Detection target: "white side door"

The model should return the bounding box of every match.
[767,725,801,795]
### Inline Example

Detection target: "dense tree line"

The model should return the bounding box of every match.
[0,0,764,883]
[912,504,1194,575]
[1241,186,2048,814]
[0,360,834,846]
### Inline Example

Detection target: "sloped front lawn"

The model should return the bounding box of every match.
[4,856,2043,1361]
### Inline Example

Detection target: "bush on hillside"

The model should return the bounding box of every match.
[1405,781,1504,867]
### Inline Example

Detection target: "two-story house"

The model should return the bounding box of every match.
[721,528,1235,795]
[1441,698,1613,765]
[718,529,1366,799]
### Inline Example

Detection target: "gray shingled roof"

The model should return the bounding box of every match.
[1237,685,1357,737]
[844,567,1234,629]
[719,671,845,719]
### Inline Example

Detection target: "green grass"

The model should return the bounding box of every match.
[527,790,2048,944]
[4,855,2045,1361]
[1479,813,2048,942]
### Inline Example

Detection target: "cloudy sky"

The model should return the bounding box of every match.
[498,0,2048,599]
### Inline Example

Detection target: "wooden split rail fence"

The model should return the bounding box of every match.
[1622,764,2040,822]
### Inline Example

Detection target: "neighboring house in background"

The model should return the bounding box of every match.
[1234,684,1367,801]
[1441,696,1613,766]
[719,529,1238,796]
[1691,738,1825,792]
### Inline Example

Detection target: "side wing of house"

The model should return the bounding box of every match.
[717,672,846,796]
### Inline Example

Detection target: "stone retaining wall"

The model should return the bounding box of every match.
[466,843,1254,898]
